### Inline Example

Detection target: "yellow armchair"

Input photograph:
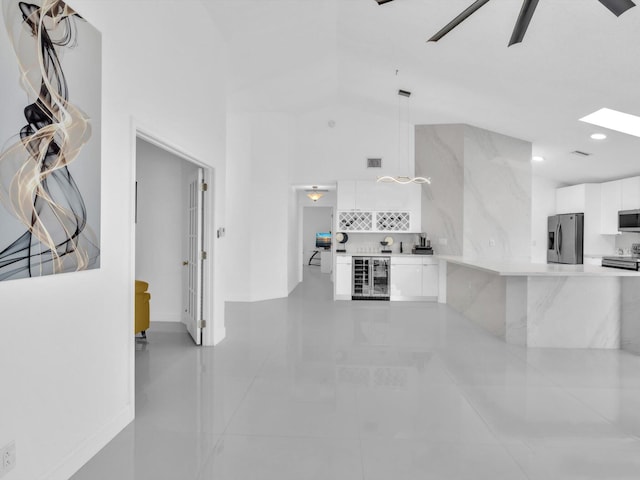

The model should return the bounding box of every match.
[135,280,151,338]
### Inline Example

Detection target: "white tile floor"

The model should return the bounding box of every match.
[72,267,640,479]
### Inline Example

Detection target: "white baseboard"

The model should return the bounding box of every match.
[42,405,134,480]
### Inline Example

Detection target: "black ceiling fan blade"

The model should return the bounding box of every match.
[428,0,491,42]
[374,0,395,4]
[597,0,636,16]
[508,0,540,46]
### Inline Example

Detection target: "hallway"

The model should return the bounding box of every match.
[73,268,640,479]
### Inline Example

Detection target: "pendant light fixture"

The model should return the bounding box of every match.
[377,88,431,185]
[306,186,328,202]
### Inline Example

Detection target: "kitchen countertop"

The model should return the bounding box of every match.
[335,252,436,258]
[439,255,640,277]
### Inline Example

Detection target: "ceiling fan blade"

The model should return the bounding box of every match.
[597,0,636,16]
[508,0,540,46]
[428,0,491,42]
[374,0,395,4]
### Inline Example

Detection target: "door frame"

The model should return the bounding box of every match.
[130,121,215,347]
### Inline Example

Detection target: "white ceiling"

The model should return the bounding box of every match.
[203,0,640,185]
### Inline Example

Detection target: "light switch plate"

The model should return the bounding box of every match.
[0,441,15,477]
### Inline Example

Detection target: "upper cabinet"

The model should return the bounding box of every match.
[337,180,357,211]
[556,184,590,215]
[598,176,640,235]
[621,176,640,210]
[337,180,422,232]
[600,180,622,235]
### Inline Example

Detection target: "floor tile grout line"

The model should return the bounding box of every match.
[453,385,535,480]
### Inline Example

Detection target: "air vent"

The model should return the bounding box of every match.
[367,158,382,168]
[571,150,592,157]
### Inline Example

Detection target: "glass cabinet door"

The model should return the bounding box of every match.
[372,258,389,296]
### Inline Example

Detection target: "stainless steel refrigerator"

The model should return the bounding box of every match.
[547,213,584,264]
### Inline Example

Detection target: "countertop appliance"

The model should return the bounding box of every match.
[352,256,390,301]
[602,243,640,270]
[618,209,640,232]
[547,213,584,265]
[413,234,434,255]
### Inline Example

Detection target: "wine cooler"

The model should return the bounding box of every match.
[352,257,390,300]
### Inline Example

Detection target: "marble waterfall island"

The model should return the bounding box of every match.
[439,257,640,354]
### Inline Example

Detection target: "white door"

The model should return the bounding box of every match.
[183,167,205,345]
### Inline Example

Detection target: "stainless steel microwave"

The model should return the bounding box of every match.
[619,209,640,232]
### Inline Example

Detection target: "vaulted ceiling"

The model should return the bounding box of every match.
[204,0,640,185]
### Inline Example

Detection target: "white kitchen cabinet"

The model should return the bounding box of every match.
[390,256,437,300]
[337,181,422,233]
[334,256,352,300]
[421,261,439,298]
[337,180,356,211]
[355,181,378,211]
[621,176,640,210]
[600,180,622,235]
[337,181,421,232]
[391,261,423,298]
[556,184,588,214]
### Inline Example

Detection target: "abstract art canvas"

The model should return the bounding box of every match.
[0,0,101,281]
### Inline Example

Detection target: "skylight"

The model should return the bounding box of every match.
[580,108,640,138]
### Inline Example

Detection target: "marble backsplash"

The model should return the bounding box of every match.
[415,124,532,262]
[416,125,464,256]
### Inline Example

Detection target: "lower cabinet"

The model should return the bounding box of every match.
[334,256,352,299]
[390,257,439,301]
[421,264,439,297]
[335,255,439,301]
[391,262,422,298]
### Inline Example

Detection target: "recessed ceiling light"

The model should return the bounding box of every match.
[532,156,544,162]
[580,108,640,138]
[590,133,607,140]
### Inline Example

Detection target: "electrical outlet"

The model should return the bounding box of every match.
[0,442,15,477]
[489,238,496,247]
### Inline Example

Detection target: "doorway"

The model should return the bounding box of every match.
[302,206,333,276]
[134,135,210,345]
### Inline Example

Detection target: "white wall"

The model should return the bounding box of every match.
[225,115,252,302]
[531,175,561,263]
[226,113,293,302]
[291,104,414,185]
[0,2,228,479]
[136,140,197,323]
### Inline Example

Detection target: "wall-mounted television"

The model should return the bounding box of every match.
[315,232,331,249]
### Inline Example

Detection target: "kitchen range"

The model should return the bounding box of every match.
[602,243,640,271]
